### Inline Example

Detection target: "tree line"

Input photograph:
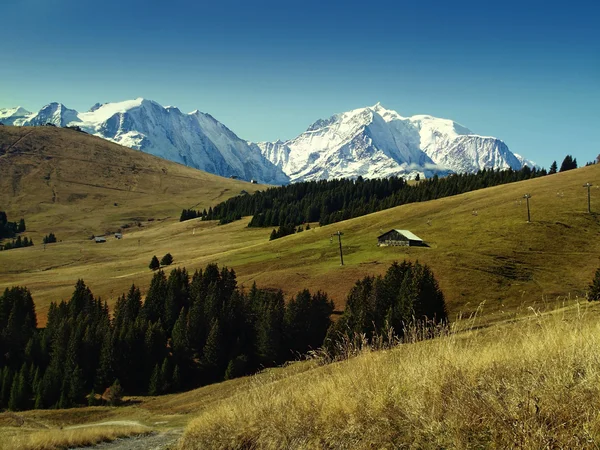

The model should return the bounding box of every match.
[1,235,34,251]
[0,211,29,250]
[184,166,547,230]
[0,264,335,410]
[326,261,447,351]
[0,260,448,411]
[0,211,25,239]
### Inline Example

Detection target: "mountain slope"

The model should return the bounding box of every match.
[0,106,31,125]
[256,104,532,182]
[2,99,289,184]
[0,125,264,239]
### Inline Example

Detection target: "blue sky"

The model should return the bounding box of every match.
[1,0,598,167]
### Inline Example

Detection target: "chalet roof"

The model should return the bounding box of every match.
[378,229,423,241]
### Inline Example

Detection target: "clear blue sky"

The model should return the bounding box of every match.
[1,0,598,167]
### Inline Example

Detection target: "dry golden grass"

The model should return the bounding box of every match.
[3,424,150,450]
[180,302,600,449]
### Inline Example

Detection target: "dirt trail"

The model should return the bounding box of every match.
[70,428,183,450]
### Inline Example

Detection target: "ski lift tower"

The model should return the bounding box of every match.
[331,231,344,266]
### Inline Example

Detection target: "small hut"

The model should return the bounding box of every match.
[377,229,425,247]
[94,236,107,243]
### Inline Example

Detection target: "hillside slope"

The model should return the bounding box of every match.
[179,302,600,449]
[1,135,598,327]
[0,126,264,240]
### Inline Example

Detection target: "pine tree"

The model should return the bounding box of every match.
[43,233,57,244]
[142,271,167,323]
[160,253,173,266]
[560,155,577,172]
[549,161,558,174]
[160,358,171,393]
[86,389,96,406]
[103,379,123,406]
[224,355,248,380]
[172,365,181,392]
[588,268,600,301]
[8,368,25,411]
[171,308,190,360]
[68,365,85,405]
[95,333,114,392]
[149,255,160,271]
[202,319,224,383]
[148,364,161,395]
[0,367,14,408]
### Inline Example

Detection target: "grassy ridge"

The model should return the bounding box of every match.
[0,126,264,240]
[179,302,600,449]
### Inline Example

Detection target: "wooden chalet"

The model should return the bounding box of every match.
[377,229,425,247]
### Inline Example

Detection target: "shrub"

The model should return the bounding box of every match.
[102,379,123,406]
[588,268,600,301]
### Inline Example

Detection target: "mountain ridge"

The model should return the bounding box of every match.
[253,103,535,182]
[1,100,535,184]
[0,98,288,185]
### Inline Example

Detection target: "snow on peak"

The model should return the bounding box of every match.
[6,99,533,184]
[21,102,80,127]
[257,104,531,182]
[0,106,32,125]
[8,98,289,184]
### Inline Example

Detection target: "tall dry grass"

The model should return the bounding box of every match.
[5,424,150,450]
[180,303,600,449]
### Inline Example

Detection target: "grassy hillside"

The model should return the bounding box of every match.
[0,126,264,240]
[0,126,267,321]
[2,127,600,447]
[4,300,595,449]
[179,301,600,449]
[1,125,599,326]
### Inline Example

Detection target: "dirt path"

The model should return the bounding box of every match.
[70,428,183,450]
[65,420,145,430]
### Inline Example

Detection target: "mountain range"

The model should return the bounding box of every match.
[0,100,534,184]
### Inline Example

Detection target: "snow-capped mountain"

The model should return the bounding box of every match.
[0,99,288,185]
[254,103,532,182]
[1,100,534,184]
[0,106,31,125]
